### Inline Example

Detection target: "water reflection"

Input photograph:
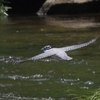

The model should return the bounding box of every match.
[44,15,100,28]
[0,14,100,29]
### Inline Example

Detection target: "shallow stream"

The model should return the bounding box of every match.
[0,14,100,99]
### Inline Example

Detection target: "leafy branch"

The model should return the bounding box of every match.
[0,0,11,16]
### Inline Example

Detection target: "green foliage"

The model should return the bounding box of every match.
[71,88,100,100]
[0,0,11,16]
[87,88,100,100]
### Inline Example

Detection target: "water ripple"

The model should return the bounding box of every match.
[0,74,50,82]
[0,93,66,100]
[0,84,13,87]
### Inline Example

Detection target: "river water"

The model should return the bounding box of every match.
[0,14,100,99]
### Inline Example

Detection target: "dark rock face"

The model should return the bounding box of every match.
[7,0,45,15]
[6,0,100,15]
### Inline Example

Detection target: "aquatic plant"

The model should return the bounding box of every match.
[0,0,11,16]
[71,88,100,100]
[87,88,100,100]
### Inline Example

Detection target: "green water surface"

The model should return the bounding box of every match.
[0,14,100,100]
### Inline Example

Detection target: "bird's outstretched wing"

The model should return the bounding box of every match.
[60,37,98,52]
[29,50,55,60]
[12,50,55,64]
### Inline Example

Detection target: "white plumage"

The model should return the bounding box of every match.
[12,37,98,64]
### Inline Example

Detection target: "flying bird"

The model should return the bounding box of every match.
[11,37,98,64]
[37,0,93,16]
